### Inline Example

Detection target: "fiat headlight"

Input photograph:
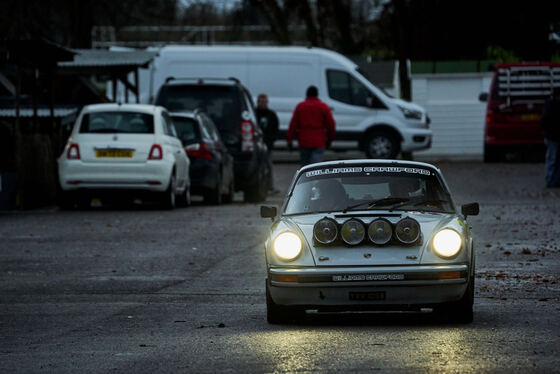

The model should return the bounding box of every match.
[273,232,302,261]
[432,229,462,258]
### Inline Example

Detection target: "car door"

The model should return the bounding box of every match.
[203,114,234,191]
[161,111,188,189]
[323,69,382,133]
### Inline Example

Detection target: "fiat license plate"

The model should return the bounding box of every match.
[95,149,133,158]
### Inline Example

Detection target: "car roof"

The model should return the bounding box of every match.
[163,77,240,87]
[298,159,441,174]
[169,111,196,119]
[82,103,159,115]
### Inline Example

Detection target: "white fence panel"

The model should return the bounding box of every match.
[412,73,493,160]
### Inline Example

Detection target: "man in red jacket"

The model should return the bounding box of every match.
[287,86,336,166]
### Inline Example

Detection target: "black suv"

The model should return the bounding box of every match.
[155,78,269,202]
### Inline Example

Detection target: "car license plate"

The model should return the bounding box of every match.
[349,291,385,301]
[95,150,133,158]
[521,114,540,121]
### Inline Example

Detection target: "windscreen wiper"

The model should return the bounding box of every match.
[342,197,409,213]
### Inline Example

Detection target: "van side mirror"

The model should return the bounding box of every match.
[260,206,277,220]
[479,92,488,102]
[461,203,479,217]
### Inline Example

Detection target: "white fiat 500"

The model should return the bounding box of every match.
[261,160,479,323]
[58,103,190,209]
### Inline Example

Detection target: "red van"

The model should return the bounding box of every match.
[480,62,560,162]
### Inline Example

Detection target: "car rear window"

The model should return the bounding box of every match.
[80,112,154,134]
[171,117,199,145]
[156,85,243,136]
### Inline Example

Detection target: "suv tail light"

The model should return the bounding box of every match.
[148,144,163,160]
[67,144,80,160]
[185,142,212,159]
[241,121,255,152]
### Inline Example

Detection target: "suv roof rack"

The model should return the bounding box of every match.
[164,77,240,84]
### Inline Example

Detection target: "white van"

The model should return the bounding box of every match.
[142,46,432,158]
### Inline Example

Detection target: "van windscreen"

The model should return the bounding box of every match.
[156,85,242,137]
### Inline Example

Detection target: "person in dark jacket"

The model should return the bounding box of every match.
[541,88,560,187]
[287,85,336,166]
[256,93,279,194]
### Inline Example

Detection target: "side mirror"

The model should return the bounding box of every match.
[478,92,488,102]
[260,205,277,220]
[461,203,479,217]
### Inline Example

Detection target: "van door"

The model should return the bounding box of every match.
[323,69,384,135]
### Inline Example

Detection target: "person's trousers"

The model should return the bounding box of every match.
[300,148,324,166]
[545,138,560,187]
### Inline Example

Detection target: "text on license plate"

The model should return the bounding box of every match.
[521,114,540,121]
[349,291,385,301]
[95,150,133,158]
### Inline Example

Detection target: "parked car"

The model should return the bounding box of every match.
[170,111,235,204]
[58,103,190,209]
[479,62,560,162]
[138,46,432,159]
[260,160,479,324]
[155,77,269,202]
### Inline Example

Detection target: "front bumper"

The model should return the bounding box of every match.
[58,159,173,192]
[400,128,433,152]
[268,264,469,308]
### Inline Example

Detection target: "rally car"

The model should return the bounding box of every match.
[260,160,479,323]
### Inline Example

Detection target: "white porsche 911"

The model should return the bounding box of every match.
[261,160,479,323]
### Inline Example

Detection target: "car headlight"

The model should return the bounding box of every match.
[398,105,423,120]
[394,217,420,244]
[432,229,462,258]
[341,219,365,245]
[273,232,302,261]
[313,217,338,244]
[368,218,392,245]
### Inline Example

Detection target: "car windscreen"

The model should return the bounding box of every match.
[284,166,454,215]
[156,85,242,136]
[171,117,200,145]
[79,112,154,134]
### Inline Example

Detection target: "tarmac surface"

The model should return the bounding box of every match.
[1,152,559,372]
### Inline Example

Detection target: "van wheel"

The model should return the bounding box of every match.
[266,280,304,324]
[365,131,399,159]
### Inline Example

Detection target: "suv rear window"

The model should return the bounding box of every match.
[80,112,154,134]
[156,85,243,136]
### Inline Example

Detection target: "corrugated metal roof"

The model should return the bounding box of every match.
[58,49,158,68]
[0,107,78,118]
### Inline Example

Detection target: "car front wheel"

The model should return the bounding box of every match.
[266,280,304,324]
[434,276,474,324]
